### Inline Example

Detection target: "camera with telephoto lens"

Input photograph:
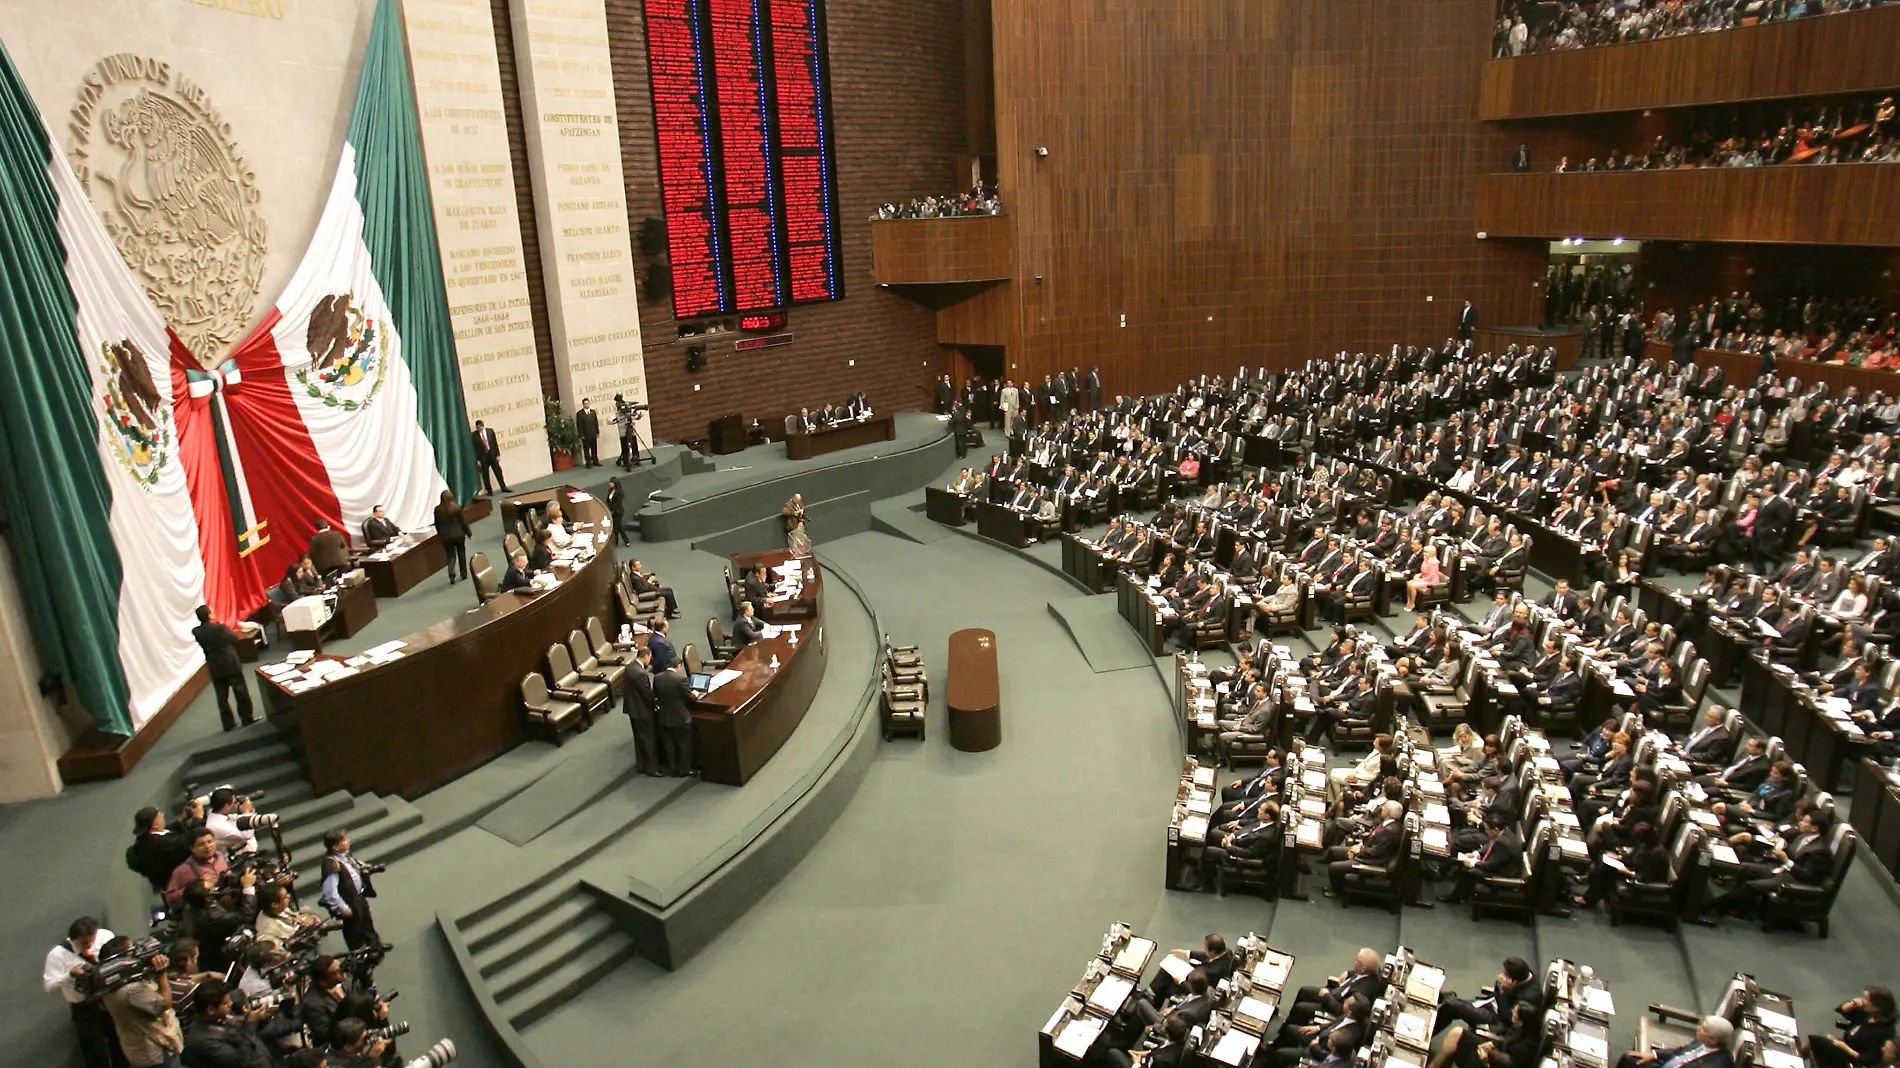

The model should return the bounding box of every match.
[245,988,295,1016]
[281,917,345,954]
[367,1022,411,1041]
[401,1039,456,1068]
[233,812,280,832]
[358,860,387,876]
[76,937,166,997]
[185,782,267,807]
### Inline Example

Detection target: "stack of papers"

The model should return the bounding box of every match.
[1252,951,1293,991]
[1086,974,1134,1014]
[1053,1016,1104,1059]
[1211,1029,1260,1066]
[705,668,745,692]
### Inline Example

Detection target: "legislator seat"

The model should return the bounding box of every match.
[706,617,741,661]
[584,617,638,669]
[520,673,589,745]
[567,629,626,697]
[881,664,926,742]
[547,643,611,714]
[1759,822,1857,938]
[470,552,499,604]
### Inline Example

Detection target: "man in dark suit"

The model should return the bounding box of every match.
[1754,486,1794,570]
[308,520,350,577]
[949,404,971,459]
[471,420,508,495]
[1105,1016,1188,1068]
[500,550,534,592]
[1696,736,1770,792]
[191,605,254,731]
[731,602,766,646]
[360,505,398,551]
[652,662,695,777]
[1086,365,1102,411]
[1682,707,1734,766]
[1615,1017,1736,1068]
[935,375,954,414]
[742,564,773,612]
[1436,956,1541,1032]
[1438,813,1521,904]
[575,398,601,467]
[1281,948,1388,1029]
[1326,801,1403,898]
[623,647,659,775]
[629,559,680,617]
[1459,300,1478,340]
[647,619,676,673]
[1275,995,1370,1066]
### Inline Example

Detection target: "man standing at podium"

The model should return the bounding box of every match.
[575,398,601,468]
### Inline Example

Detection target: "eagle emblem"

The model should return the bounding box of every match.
[100,338,174,487]
[293,293,386,411]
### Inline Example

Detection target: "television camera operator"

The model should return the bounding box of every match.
[43,916,123,1068]
[95,936,185,1068]
[613,393,650,470]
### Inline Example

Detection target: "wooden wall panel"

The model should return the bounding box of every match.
[992,0,1539,399]
[1476,167,1900,246]
[1480,6,1900,119]
[936,282,1013,346]
[602,0,966,442]
[871,217,1012,284]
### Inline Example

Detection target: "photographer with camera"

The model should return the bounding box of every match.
[181,979,274,1068]
[129,807,193,895]
[254,884,327,949]
[204,789,259,855]
[98,937,185,1068]
[318,829,384,952]
[180,883,250,975]
[165,829,253,913]
[42,916,122,1068]
[163,939,223,1031]
[299,955,387,1049]
[327,1019,388,1068]
[234,941,286,1002]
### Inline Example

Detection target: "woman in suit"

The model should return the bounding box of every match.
[1406,545,1444,611]
[433,489,471,583]
[1576,821,1670,908]
[1806,987,1897,1068]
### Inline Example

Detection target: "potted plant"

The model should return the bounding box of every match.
[545,397,578,471]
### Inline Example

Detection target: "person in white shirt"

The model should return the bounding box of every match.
[543,505,574,550]
[204,787,258,855]
[1329,733,1397,799]
[1830,575,1871,621]
[1508,17,1528,55]
[236,941,284,1000]
[43,916,117,1068]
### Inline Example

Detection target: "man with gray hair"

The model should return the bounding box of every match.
[1615,1016,1735,1068]
[1326,800,1403,899]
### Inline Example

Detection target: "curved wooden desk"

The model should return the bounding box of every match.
[257,487,617,797]
[690,550,828,785]
[946,628,1001,751]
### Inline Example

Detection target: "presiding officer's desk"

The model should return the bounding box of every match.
[361,533,445,598]
[785,413,898,460]
[691,550,827,785]
[258,487,617,797]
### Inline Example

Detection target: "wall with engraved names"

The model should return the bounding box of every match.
[406,0,553,481]
[507,0,650,422]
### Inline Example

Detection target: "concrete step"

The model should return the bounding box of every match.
[463,877,582,956]
[500,920,638,1031]
[283,796,390,858]
[488,907,619,1002]
[180,739,298,793]
[470,893,598,977]
[276,790,355,833]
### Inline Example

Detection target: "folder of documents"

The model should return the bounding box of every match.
[1158,953,1194,982]
[1054,1016,1104,1059]
[1087,975,1134,1014]
[1212,1028,1260,1066]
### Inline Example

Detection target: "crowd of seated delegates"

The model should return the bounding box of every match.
[1646,292,1898,371]
[998,338,1900,919]
[787,392,872,433]
[868,183,1002,220]
[1492,0,1897,57]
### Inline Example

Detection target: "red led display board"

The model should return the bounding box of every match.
[642,0,843,319]
[768,0,842,303]
[643,0,726,319]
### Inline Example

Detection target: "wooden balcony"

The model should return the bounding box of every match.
[871,215,1012,285]
[1474,165,1900,246]
[1480,6,1900,119]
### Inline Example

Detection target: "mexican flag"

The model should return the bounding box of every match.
[185,0,479,611]
[0,41,208,735]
